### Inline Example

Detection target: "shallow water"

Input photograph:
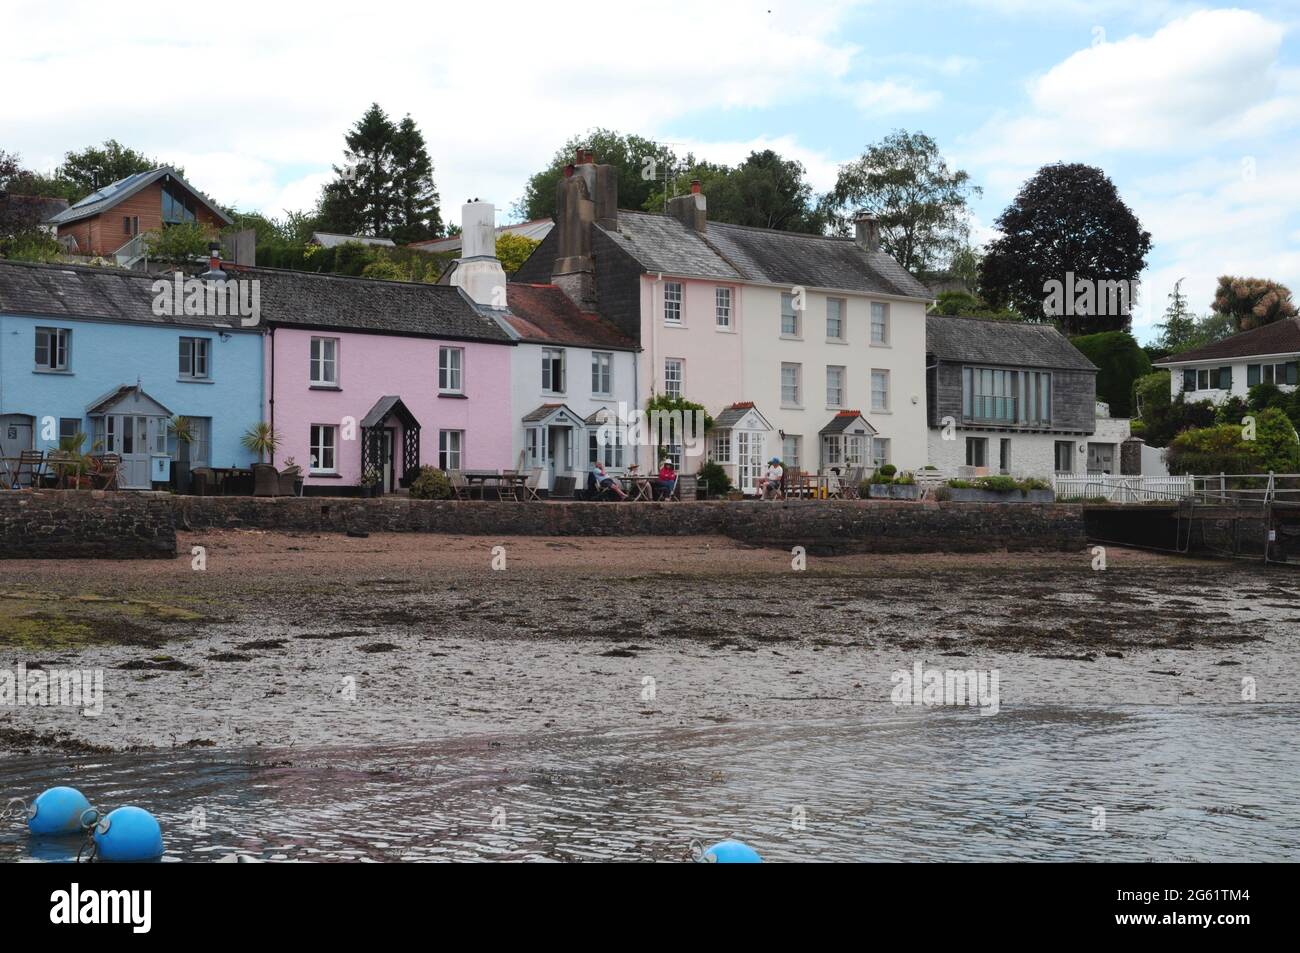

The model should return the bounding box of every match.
[3,703,1296,862]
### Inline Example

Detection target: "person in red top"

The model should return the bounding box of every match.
[656,460,677,500]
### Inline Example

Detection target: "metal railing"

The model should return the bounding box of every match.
[113,233,148,269]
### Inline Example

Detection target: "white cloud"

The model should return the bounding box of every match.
[852,78,942,114]
[967,9,1297,170]
[1,0,864,225]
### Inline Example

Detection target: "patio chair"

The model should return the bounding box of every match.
[448,469,475,501]
[550,476,576,500]
[44,451,76,489]
[90,453,120,491]
[191,467,217,496]
[841,467,866,499]
[499,470,521,502]
[658,474,679,501]
[11,450,45,489]
[252,463,280,497]
[521,467,543,502]
[277,466,302,497]
[676,474,697,501]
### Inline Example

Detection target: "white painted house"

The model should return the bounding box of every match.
[449,200,641,488]
[1155,316,1300,404]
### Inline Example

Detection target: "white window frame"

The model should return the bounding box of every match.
[309,424,338,474]
[664,358,684,399]
[179,336,210,380]
[310,336,339,386]
[780,292,801,338]
[871,368,890,412]
[542,348,566,394]
[826,298,846,341]
[782,435,801,472]
[439,346,464,394]
[715,287,732,329]
[826,365,845,408]
[708,430,732,464]
[440,430,464,471]
[781,362,802,407]
[664,282,683,325]
[872,437,891,469]
[871,302,890,346]
[35,327,70,371]
[591,351,613,397]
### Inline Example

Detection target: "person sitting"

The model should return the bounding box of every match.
[757,457,784,500]
[656,460,677,500]
[592,461,626,500]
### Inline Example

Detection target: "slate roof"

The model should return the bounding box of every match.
[0,259,254,330]
[0,193,70,224]
[712,401,774,430]
[591,211,932,299]
[310,232,396,249]
[819,411,876,435]
[360,396,420,429]
[926,314,1097,372]
[239,267,511,342]
[47,167,233,227]
[1156,317,1300,365]
[0,259,511,343]
[85,384,173,417]
[502,283,638,350]
[521,402,577,423]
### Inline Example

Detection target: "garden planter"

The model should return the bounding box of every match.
[868,484,922,500]
[945,488,1055,503]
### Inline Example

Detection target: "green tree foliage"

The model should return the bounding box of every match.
[58,140,176,201]
[1166,407,1300,475]
[143,222,212,261]
[516,129,676,221]
[1211,275,1298,332]
[1131,376,1217,447]
[928,290,1025,321]
[1069,331,1151,416]
[389,115,443,243]
[1155,279,1199,353]
[650,150,829,233]
[315,105,443,241]
[825,129,980,273]
[496,232,540,274]
[980,163,1151,335]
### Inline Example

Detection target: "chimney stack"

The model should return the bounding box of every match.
[854,212,880,252]
[666,186,707,233]
[450,200,507,308]
[551,148,618,308]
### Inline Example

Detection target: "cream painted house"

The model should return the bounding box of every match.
[512,152,933,492]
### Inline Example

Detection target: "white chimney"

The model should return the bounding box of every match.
[450,200,507,308]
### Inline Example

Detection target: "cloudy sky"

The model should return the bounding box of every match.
[4,0,1298,342]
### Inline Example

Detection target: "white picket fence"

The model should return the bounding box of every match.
[1051,473,1194,502]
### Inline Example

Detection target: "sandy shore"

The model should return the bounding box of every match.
[2,531,1297,752]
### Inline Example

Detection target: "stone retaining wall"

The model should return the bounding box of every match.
[173,496,1086,555]
[0,492,1088,559]
[0,490,176,559]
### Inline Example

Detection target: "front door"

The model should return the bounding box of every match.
[547,426,572,485]
[104,414,165,488]
[1087,442,1115,474]
[382,428,395,491]
[0,414,35,485]
[736,431,765,494]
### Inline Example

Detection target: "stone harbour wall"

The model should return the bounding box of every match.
[0,492,1089,559]
[0,490,176,559]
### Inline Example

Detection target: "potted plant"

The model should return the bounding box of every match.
[54,432,94,489]
[942,475,1055,503]
[240,421,281,463]
[168,416,195,494]
[360,467,382,498]
[867,468,922,500]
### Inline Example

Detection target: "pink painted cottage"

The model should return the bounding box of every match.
[255,267,514,493]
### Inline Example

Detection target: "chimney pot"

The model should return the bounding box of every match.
[564,164,574,178]
[690,179,701,195]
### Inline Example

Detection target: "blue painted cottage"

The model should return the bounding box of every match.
[0,260,263,488]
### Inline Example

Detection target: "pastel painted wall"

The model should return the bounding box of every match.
[1166,357,1300,404]
[266,327,513,485]
[509,341,640,474]
[635,274,930,473]
[0,313,262,467]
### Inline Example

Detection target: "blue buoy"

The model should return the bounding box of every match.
[93,806,164,862]
[28,787,92,836]
[703,839,762,863]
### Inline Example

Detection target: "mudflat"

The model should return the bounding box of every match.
[1,531,1296,753]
